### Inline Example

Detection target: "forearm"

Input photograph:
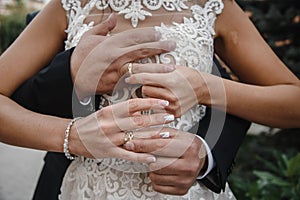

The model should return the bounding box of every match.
[0,95,68,152]
[202,74,300,128]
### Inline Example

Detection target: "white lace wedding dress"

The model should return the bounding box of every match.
[59,0,236,199]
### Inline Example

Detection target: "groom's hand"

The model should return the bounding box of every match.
[70,13,176,100]
[124,127,207,195]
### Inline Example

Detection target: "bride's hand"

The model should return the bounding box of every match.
[125,65,208,118]
[68,98,174,163]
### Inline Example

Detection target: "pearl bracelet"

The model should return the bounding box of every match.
[64,117,81,160]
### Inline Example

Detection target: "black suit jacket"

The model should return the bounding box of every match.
[12,49,250,200]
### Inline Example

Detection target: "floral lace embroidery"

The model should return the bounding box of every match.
[60,0,230,199]
[60,157,236,200]
[95,0,189,27]
[62,0,98,49]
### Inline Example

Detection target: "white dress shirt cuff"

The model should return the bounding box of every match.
[195,135,215,179]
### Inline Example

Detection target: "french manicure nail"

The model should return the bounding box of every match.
[159,132,170,138]
[146,156,156,163]
[158,100,169,107]
[164,114,174,121]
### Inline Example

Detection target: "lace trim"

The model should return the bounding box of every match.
[95,0,189,27]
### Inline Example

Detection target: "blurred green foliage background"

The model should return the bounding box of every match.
[0,0,27,53]
[228,1,300,199]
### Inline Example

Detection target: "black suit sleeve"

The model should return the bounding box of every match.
[11,49,74,118]
[197,57,251,193]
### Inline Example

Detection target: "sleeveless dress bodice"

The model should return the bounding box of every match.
[59,0,236,199]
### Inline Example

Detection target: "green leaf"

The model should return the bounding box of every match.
[275,151,289,176]
[256,155,281,175]
[254,171,290,187]
[287,153,300,176]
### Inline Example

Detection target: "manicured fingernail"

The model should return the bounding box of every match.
[166,65,175,72]
[124,142,134,151]
[164,114,174,121]
[155,31,162,40]
[168,41,176,51]
[158,100,169,107]
[125,77,130,83]
[159,132,170,138]
[146,156,156,163]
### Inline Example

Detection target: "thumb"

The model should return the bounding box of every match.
[87,13,117,36]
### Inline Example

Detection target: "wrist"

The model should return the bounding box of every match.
[195,72,211,106]
[46,118,70,153]
[70,49,80,84]
[198,73,226,109]
[65,118,85,159]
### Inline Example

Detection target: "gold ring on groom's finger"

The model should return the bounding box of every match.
[128,63,133,76]
[124,130,134,143]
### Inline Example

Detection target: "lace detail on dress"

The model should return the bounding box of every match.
[62,0,98,49]
[95,0,189,27]
[60,0,233,199]
[60,158,236,200]
[62,0,223,49]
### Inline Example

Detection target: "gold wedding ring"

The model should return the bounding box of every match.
[124,130,134,143]
[128,63,133,76]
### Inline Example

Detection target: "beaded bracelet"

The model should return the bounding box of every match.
[63,117,81,160]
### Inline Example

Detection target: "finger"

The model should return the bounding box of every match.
[120,63,175,77]
[114,148,156,164]
[111,98,169,117]
[123,137,190,158]
[112,27,162,47]
[150,151,205,177]
[141,86,180,116]
[114,40,176,70]
[111,126,172,147]
[133,127,175,140]
[125,72,168,87]
[149,157,179,174]
[150,184,185,195]
[122,40,176,58]
[133,63,175,74]
[86,13,117,36]
[149,173,179,186]
[132,63,175,74]
[117,112,174,131]
[142,86,175,102]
